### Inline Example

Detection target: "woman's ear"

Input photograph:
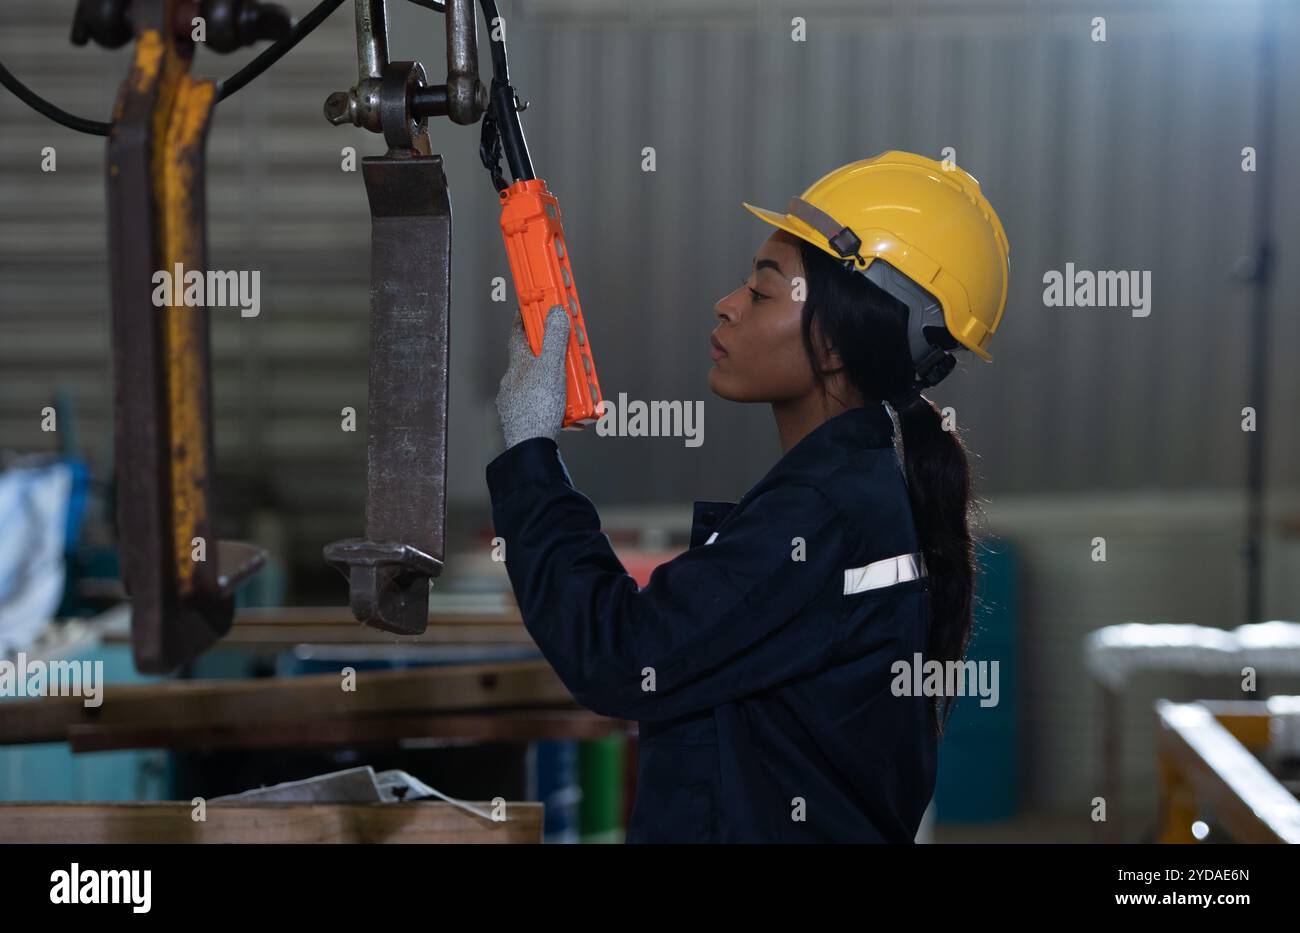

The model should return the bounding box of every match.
[818,336,845,375]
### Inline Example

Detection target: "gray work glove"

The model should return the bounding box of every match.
[496,304,571,449]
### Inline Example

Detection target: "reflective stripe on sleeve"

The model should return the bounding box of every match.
[843,553,925,595]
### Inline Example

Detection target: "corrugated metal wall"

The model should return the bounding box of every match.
[3,1,1296,525]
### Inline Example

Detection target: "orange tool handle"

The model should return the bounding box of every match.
[497,177,602,430]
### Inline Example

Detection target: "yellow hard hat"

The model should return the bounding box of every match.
[742,150,1010,362]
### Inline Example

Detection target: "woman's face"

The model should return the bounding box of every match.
[709,230,822,403]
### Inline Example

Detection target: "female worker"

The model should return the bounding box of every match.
[486,151,1010,843]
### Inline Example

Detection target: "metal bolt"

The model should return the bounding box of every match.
[324,90,354,126]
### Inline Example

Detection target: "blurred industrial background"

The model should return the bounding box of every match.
[2,0,1300,843]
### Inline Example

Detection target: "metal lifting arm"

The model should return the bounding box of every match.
[322,0,479,635]
[83,0,292,672]
[323,0,605,636]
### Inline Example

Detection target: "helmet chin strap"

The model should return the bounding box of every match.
[787,196,865,266]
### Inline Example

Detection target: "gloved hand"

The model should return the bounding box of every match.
[496,304,572,449]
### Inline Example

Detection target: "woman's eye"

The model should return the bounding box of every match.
[742,281,767,302]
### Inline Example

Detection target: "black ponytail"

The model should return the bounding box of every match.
[890,390,975,736]
[796,240,976,736]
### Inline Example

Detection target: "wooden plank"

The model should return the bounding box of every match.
[0,660,573,745]
[67,710,626,752]
[0,801,542,843]
[229,606,522,626]
[99,605,534,647]
[216,623,534,647]
[1155,700,1300,844]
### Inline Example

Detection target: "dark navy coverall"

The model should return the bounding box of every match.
[485,403,936,842]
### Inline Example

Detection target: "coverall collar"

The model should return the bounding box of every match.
[781,401,893,462]
[753,402,896,490]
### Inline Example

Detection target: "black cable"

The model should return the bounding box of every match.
[0,0,346,136]
[216,0,346,100]
[477,0,534,183]
[0,57,110,135]
[478,0,509,80]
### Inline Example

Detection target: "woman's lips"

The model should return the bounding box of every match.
[710,335,728,361]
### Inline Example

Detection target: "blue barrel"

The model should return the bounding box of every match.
[532,740,581,843]
[933,539,1019,822]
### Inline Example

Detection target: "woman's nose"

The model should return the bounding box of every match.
[714,288,741,323]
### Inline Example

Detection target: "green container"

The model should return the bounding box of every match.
[578,734,626,843]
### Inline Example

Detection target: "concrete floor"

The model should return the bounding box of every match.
[933,809,1136,844]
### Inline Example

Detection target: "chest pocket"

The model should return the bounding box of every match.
[689,500,737,549]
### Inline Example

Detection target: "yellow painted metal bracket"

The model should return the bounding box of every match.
[106,0,263,673]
